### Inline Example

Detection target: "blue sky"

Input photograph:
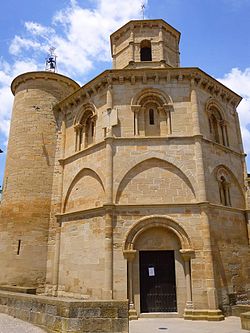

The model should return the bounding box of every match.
[0,0,250,187]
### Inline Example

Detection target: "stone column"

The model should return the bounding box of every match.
[124,250,137,320]
[159,28,165,65]
[180,249,195,309]
[112,44,116,69]
[131,105,141,136]
[201,209,219,310]
[219,120,228,146]
[129,31,134,63]
[190,82,201,136]
[103,205,114,299]
[107,80,113,111]
[52,222,61,296]
[105,136,113,204]
[103,135,114,299]
[48,112,65,296]
[74,124,80,151]
[191,84,207,202]
[163,104,174,134]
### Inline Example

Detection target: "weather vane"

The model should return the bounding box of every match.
[45,47,57,73]
[141,1,146,20]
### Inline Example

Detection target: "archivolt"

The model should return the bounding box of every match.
[131,88,173,106]
[123,215,192,251]
[74,102,96,126]
[206,97,227,120]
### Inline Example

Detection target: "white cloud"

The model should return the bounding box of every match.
[0,0,144,145]
[24,22,55,37]
[8,0,145,76]
[218,68,250,155]
[9,36,42,55]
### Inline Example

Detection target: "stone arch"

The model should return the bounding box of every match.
[131,88,173,106]
[74,102,96,126]
[115,156,196,204]
[123,215,193,252]
[63,168,105,213]
[206,98,227,121]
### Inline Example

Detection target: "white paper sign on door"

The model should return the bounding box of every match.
[148,267,155,276]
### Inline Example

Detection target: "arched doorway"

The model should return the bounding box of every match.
[123,216,194,319]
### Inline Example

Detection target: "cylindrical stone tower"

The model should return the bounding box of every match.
[0,71,79,290]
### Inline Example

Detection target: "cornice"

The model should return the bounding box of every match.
[110,19,181,48]
[54,67,242,113]
[60,140,105,165]
[201,137,245,157]
[11,71,80,96]
[56,201,246,223]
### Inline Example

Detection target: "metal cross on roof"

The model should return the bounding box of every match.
[141,2,146,19]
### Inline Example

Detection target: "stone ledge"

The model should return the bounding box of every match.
[232,305,250,317]
[0,285,36,294]
[0,291,128,333]
[241,312,250,330]
[184,309,224,321]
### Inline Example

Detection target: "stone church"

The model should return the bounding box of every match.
[0,19,249,321]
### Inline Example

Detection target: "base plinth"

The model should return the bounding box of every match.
[184,309,224,321]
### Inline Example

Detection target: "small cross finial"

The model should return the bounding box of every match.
[141,2,146,19]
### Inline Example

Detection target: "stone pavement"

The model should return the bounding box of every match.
[0,313,249,333]
[129,317,249,333]
[0,313,46,333]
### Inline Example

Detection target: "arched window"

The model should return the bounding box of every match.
[210,113,220,143]
[208,106,229,146]
[132,90,173,137]
[74,105,96,151]
[85,113,95,146]
[140,40,152,61]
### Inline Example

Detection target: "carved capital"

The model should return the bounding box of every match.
[131,105,141,113]
[74,123,83,131]
[163,103,174,114]
[180,249,195,261]
[123,249,137,262]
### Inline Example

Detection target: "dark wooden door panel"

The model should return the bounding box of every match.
[139,250,177,312]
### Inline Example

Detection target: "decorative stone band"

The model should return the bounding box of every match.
[11,71,79,96]
[53,68,242,113]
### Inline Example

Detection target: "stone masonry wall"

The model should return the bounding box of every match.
[0,291,128,333]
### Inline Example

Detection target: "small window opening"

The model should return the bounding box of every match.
[91,121,95,137]
[149,109,155,125]
[17,240,21,255]
[140,40,152,61]
[141,47,152,61]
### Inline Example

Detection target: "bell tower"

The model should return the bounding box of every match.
[110,19,180,69]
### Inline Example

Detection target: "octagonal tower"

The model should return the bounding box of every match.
[110,19,180,69]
